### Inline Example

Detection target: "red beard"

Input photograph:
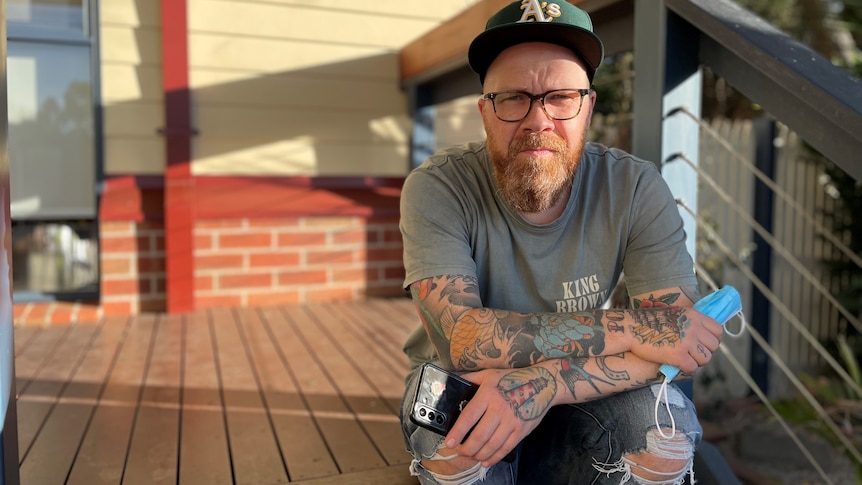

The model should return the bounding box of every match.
[490,132,582,213]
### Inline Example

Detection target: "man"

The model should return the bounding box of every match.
[399,1,724,484]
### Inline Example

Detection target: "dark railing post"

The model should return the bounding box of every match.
[750,117,777,392]
[634,2,703,398]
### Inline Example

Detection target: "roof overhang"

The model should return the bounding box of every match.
[399,0,634,90]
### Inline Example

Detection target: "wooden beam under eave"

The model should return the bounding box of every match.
[400,0,510,83]
[399,0,602,85]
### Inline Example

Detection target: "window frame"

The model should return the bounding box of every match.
[9,0,102,302]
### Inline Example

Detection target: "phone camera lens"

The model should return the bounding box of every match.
[436,415,444,424]
[419,408,426,417]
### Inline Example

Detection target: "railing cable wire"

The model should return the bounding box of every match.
[677,199,862,399]
[683,206,862,467]
[744,323,862,465]
[668,152,862,336]
[715,343,837,485]
[667,106,862,271]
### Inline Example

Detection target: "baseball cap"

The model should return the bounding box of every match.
[468,0,605,84]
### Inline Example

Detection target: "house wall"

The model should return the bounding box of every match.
[33,0,482,320]
[187,0,443,177]
[101,0,165,175]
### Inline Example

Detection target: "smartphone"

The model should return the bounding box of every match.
[410,363,479,436]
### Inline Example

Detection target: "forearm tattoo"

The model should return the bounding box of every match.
[530,313,606,358]
[497,367,557,421]
[412,276,691,371]
[629,306,689,348]
[492,352,666,421]
[558,356,612,398]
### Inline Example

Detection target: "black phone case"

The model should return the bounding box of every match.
[409,363,479,435]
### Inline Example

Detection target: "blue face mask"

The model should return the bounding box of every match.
[655,286,745,438]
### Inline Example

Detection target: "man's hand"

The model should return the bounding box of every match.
[627,307,723,375]
[444,368,554,467]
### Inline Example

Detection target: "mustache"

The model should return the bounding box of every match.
[510,132,567,154]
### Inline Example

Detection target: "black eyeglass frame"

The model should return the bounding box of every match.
[482,88,592,122]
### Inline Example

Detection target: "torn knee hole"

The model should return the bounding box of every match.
[412,457,487,485]
[623,429,694,483]
[624,454,689,483]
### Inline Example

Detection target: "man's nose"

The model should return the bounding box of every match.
[521,99,555,131]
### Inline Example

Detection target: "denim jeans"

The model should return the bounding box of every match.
[400,366,703,485]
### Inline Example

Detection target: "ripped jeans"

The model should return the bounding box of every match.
[400,368,702,485]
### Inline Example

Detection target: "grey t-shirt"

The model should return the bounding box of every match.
[400,140,696,370]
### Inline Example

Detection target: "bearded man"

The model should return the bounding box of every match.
[398,2,724,484]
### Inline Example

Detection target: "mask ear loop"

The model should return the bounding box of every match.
[725,310,747,337]
[655,378,677,438]
[654,310,746,439]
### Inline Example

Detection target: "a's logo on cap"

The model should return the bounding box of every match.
[518,0,562,23]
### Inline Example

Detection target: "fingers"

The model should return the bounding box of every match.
[675,324,721,373]
[447,387,502,451]
[444,375,522,467]
[453,404,518,467]
[445,397,484,448]
[704,314,725,338]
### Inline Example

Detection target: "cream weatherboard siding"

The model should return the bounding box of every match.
[100,0,480,178]
[100,0,165,175]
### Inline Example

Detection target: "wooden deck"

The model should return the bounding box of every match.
[13,298,421,484]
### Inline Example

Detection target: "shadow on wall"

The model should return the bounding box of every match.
[105,40,412,178]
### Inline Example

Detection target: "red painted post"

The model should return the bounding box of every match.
[161,0,195,313]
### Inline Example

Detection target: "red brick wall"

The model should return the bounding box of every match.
[193,216,404,309]
[14,176,405,323]
[100,221,167,315]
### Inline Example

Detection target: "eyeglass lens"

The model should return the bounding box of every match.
[491,90,585,122]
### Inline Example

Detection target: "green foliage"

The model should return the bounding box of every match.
[772,337,862,480]
[816,158,862,322]
[736,0,800,32]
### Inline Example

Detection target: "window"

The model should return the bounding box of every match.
[8,0,99,297]
[8,0,88,39]
[9,42,95,220]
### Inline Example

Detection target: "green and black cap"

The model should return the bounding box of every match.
[468,0,605,84]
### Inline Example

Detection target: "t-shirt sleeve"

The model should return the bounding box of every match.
[621,166,697,297]
[400,167,478,289]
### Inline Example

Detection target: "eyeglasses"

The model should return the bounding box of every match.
[482,88,591,122]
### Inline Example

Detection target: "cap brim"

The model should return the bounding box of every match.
[468,23,604,81]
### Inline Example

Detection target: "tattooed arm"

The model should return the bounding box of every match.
[444,351,671,466]
[411,274,721,376]
[413,274,722,467]
[435,284,714,467]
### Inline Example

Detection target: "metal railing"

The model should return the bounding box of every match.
[673,111,862,482]
[648,1,862,480]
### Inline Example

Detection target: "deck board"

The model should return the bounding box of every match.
[12,325,41,356]
[179,311,233,485]
[17,323,98,461]
[65,314,158,485]
[123,314,183,485]
[211,308,289,485]
[17,324,101,485]
[19,316,129,484]
[249,307,340,481]
[15,325,71,395]
[14,298,421,484]
[278,305,389,475]
[305,303,412,466]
